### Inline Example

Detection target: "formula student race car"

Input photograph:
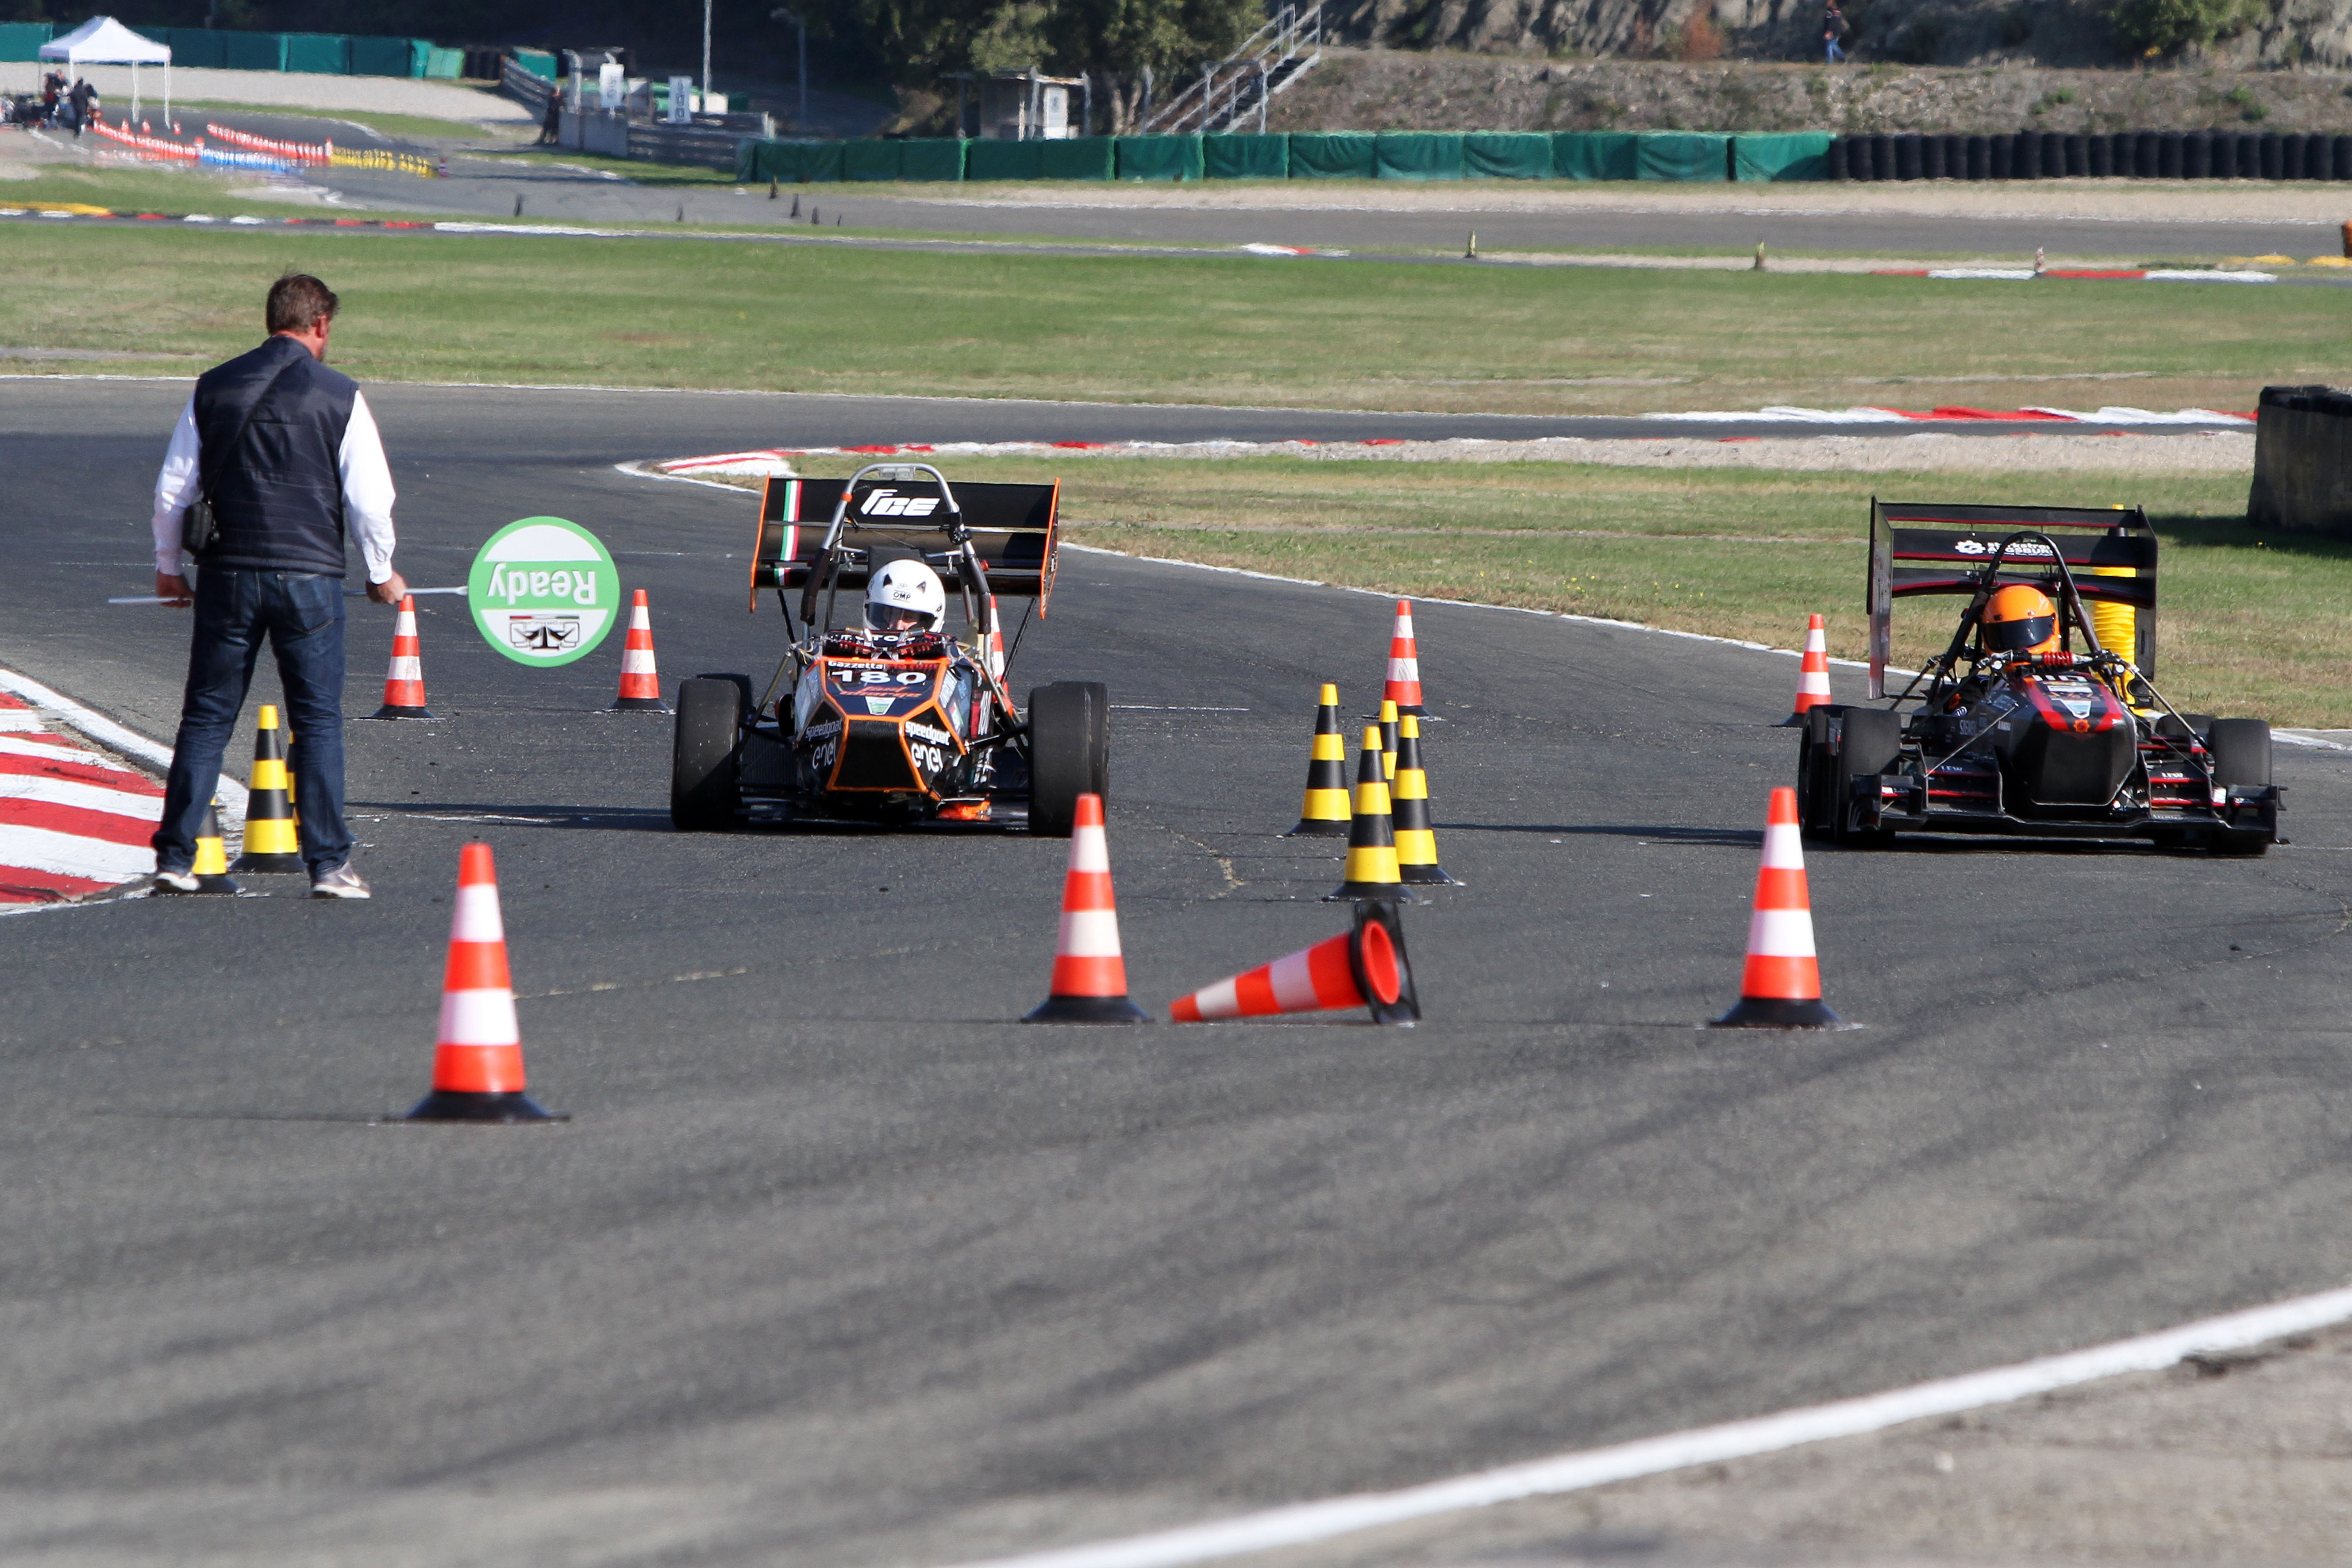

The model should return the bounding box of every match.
[1796,501,2282,853]
[670,462,1110,836]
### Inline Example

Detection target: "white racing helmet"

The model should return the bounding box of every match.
[864,559,947,634]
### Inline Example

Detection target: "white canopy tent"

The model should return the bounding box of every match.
[40,17,171,122]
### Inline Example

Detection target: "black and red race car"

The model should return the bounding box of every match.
[1797,501,2282,854]
[669,462,1110,836]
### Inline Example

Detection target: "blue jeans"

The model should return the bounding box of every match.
[1826,39,1846,61]
[154,569,350,876]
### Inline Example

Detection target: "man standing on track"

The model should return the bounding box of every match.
[148,273,407,900]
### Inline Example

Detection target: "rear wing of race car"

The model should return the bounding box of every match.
[1867,499,2159,697]
[749,471,1058,616]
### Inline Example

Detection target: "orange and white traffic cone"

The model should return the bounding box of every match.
[404,843,564,1122]
[368,594,434,720]
[610,589,669,712]
[1024,793,1149,1023]
[1712,787,1843,1029]
[1170,901,1418,1025]
[1780,614,1832,726]
[1382,598,1425,716]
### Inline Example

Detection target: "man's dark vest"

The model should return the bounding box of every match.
[192,335,359,578]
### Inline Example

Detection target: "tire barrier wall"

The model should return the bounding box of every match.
[2249,385,2352,540]
[1830,129,2352,181]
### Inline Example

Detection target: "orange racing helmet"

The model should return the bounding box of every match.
[1981,584,2059,655]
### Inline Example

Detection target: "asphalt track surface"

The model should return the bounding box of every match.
[191,109,2346,263]
[5,380,2352,1565]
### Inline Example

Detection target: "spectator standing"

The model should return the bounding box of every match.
[148,274,407,900]
[65,77,96,136]
[1824,1,1850,62]
[537,92,562,145]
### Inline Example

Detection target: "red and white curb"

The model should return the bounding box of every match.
[1876,266,2275,284]
[0,670,246,907]
[1646,405,2254,425]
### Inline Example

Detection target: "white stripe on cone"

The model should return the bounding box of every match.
[1761,822,1805,869]
[1747,908,1819,959]
[1057,909,1124,956]
[387,656,423,681]
[620,649,658,673]
[1269,949,1322,1011]
[1189,977,1243,1020]
[438,988,520,1046]
[1069,824,1110,874]
[450,884,504,943]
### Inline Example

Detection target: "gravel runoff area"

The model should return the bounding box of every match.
[1245,1317,2352,1568]
[0,65,531,123]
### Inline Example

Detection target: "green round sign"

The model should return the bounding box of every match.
[467,516,622,667]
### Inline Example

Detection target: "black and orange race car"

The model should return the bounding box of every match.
[1797,501,2282,854]
[670,462,1109,835]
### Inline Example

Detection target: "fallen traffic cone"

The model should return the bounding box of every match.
[1024,793,1149,1023]
[368,595,435,720]
[1382,599,1425,715]
[228,705,304,873]
[1779,614,1832,726]
[1327,727,1415,903]
[1377,699,1400,780]
[1392,715,1460,886]
[610,589,670,712]
[1712,786,1843,1029]
[405,843,564,1122]
[1171,900,1418,1025]
[1285,684,1352,837]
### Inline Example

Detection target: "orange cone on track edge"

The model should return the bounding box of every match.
[1171,901,1418,1026]
[1780,614,1832,726]
[1382,599,1425,716]
[1024,793,1150,1023]
[1712,787,1843,1029]
[404,843,565,1122]
[1327,727,1417,903]
[1286,683,1352,837]
[611,589,670,712]
[369,594,435,720]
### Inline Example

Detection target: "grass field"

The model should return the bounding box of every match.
[4,222,2344,414]
[731,457,2347,727]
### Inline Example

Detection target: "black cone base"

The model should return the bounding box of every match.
[403,1090,567,1123]
[1325,882,1423,904]
[367,705,436,720]
[610,696,672,713]
[1399,865,1463,886]
[195,872,242,895]
[1023,993,1152,1024]
[1711,995,1844,1029]
[1775,712,1807,728]
[229,852,307,874]
[1285,818,1351,837]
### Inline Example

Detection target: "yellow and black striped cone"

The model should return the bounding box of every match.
[1378,699,1399,781]
[1285,683,1352,837]
[229,705,305,874]
[1326,727,1417,903]
[192,798,242,894]
[1393,716,1461,886]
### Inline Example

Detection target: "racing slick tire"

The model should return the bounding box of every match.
[1028,681,1110,839]
[670,677,745,832]
[1832,707,1903,848]
[1796,705,1847,836]
[2206,717,2274,856]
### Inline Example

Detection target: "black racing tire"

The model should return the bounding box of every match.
[695,671,755,721]
[1833,707,1903,846]
[1027,680,1109,838]
[670,677,744,831]
[1797,704,1846,835]
[2207,718,2271,787]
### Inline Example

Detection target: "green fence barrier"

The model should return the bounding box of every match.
[1289,132,1375,179]
[347,35,421,77]
[423,46,465,78]
[966,139,1045,181]
[1040,136,1113,179]
[841,139,901,181]
[1463,131,1552,179]
[511,48,558,81]
[0,21,53,62]
[1115,135,1203,181]
[1732,131,1832,181]
[1376,131,1463,181]
[899,138,966,181]
[740,139,847,184]
[1637,131,1728,182]
[1204,133,1288,178]
[220,31,289,71]
[159,27,222,67]
[282,33,350,74]
[1551,131,1639,181]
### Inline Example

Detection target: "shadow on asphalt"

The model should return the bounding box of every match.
[1445,823,1763,846]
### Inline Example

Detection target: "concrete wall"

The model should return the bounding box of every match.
[2248,385,2352,539]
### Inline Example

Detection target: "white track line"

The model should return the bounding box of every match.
[953,1282,2352,1568]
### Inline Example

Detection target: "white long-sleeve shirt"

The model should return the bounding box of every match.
[150,389,397,582]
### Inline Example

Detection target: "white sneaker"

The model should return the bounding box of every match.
[151,869,200,894]
[309,863,371,900]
